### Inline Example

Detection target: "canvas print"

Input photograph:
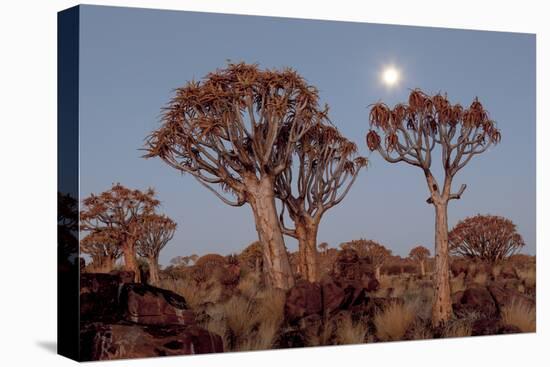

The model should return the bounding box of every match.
[57,5,536,362]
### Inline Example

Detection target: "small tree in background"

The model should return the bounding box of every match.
[449,214,525,264]
[170,256,190,267]
[136,214,177,286]
[145,63,328,290]
[409,245,431,277]
[276,124,367,282]
[340,239,391,279]
[366,89,501,325]
[80,183,159,282]
[318,242,329,255]
[81,229,121,273]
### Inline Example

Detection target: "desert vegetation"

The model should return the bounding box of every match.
[77,63,535,360]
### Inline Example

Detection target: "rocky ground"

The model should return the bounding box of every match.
[80,251,536,360]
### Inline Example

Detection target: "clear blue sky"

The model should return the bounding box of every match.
[79,5,536,265]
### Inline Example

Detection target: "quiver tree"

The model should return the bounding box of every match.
[340,239,391,279]
[366,89,501,325]
[276,124,367,282]
[449,214,525,264]
[136,214,177,286]
[409,245,431,277]
[145,63,327,290]
[81,229,121,273]
[80,183,160,282]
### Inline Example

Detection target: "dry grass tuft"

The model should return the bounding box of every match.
[335,315,369,345]
[450,275,466,294]
[374,301,415,341]
[472,272,488,286]
[501,300,536,332]
[516,267,536,288]
[443,321,472,338]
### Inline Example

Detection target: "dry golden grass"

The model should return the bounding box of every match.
[160,278,222,309]
[450,275,466,294]
[501,300,536,332]
[408,321,433,340]
[472,272,488,286]
[237,272,262,299]
[335,315,369,345]
[198,283,286,352]
[516,267,536,288]
[443,321,472,338]
[374,301,415,341]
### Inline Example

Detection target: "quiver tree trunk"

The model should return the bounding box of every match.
[375,265,381,281]
[122,240,141,283]
[432,202,452,326]
[147,256,161,286]
[420,260,426,277]
[248,176,294,290]
[295,219,319,283]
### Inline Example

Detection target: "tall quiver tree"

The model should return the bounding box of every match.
[409,245,431,277]
[365,89,501,325]
[276,124,367,282]
[80,184,160,282]
[136,214,177,286]
[145,63,326,290]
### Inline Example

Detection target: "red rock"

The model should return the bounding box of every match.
[452,287,498,318]
[120,283,195,326]
[80,273,122,323]
[80,323,223,360]
[285,280,323,322]
[487,285,535,311]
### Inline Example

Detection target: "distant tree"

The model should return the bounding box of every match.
[366,89,501,325]
[81,229,121,273]
[145,63,328,290]
[276,124,367,282]
[409,245,431,277]
[80,184,159,282]
[449,214,525,264]
[340,239,391,279]
[195,253,227,268]
[318,242,329,255]
[136,214,177,286]
[170,256,190,267]
[189,254,199,265]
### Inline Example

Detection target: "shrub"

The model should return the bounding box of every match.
[374,301,415,341]
[335,314,369,345]
[501,300,536,332]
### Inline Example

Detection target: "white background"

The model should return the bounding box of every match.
[0,0,547,365]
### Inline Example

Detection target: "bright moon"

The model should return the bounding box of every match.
[382,66,400,87]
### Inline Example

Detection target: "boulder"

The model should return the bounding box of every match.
[120,283,195,326]
[321,280,346,315]
[331,249,376,284]
[285,280,323,322]
[452,287,498,318]
[80,323,223,360]
[487,285,535,312]
[80,273,123,323]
